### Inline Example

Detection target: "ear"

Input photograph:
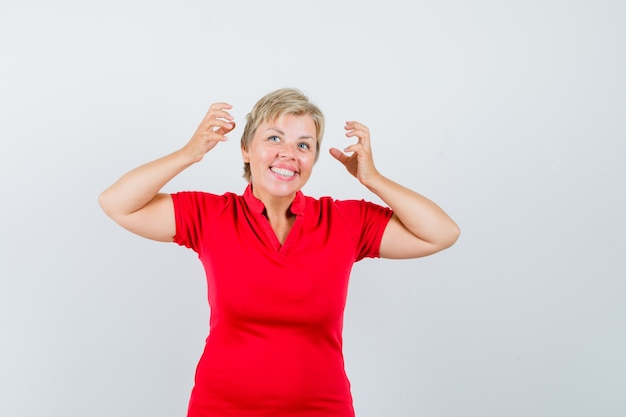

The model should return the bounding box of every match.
[241,147,250,163]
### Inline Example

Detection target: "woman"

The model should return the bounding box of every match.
[99,88,460,416]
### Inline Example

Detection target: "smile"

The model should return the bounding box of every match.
[270,167,296,178]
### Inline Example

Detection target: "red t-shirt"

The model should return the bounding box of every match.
[172,185,393,417]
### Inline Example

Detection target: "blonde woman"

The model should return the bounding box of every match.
[99,88,460,417]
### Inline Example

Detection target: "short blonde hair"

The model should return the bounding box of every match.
[240,88,325,182]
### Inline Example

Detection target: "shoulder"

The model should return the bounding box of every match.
[317,195,389,213]
[303,194,391,222]
[173,190,238,201]
[171,190,240,213]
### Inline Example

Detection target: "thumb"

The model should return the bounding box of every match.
[329,148,348,164]
[218,121,236,135]
[224,120,236,134]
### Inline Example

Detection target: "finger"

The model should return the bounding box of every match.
[345,120,367,129]
[209,102,232,111]
[345,121,369,137]
[345,122,371,149]
[201,121,235,142]
[344,121,369,132]
[205,110,234,125]
[329,147,350,164]
[206,119,236,134]
[345,129,369,148]
[204,103,234,122]
[343,143,364,154]
[223,120,236,133]
[202,129,229,143]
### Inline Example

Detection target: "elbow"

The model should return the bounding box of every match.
[450,224,461,246]
[98,189,116,219]
[444,223,461,249]
[98,190,132,229]
[98,190,109,213]
[436,223,460,252]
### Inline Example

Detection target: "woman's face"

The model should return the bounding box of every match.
[242,113,318,203]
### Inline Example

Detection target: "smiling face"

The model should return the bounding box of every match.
[239,88,325,183]
[242,113,318,204]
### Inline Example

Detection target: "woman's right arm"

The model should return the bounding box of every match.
[98,102,235,242]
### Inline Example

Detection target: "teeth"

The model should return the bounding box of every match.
[271,167,296,177]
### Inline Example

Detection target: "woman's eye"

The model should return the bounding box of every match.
[268,136,280,142]
[298,142,311,150]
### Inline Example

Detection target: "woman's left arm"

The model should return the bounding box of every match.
[330,121,460,259]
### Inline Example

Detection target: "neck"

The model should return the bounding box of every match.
[252,187,296,220]
[251,187,297,245]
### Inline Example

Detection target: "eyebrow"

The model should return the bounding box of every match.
[265,127,315,141]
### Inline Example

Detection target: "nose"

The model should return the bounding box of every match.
[278,142,297,159]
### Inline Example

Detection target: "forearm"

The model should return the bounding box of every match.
[99,148,193,217]
[364,174,460,248]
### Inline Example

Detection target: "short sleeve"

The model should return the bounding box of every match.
[171,191,230,253]
[334,199,393,261]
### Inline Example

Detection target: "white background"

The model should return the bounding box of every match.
[1,1,625,416]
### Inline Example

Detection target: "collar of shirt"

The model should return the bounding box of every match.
[242,184,306,216]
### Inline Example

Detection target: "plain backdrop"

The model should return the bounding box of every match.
[1,1,625,416]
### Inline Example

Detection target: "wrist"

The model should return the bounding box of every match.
[361,171,385,190]
[176,145,203,166]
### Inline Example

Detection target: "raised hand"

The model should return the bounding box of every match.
[183,102,236,163]
[329,121,380,185]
